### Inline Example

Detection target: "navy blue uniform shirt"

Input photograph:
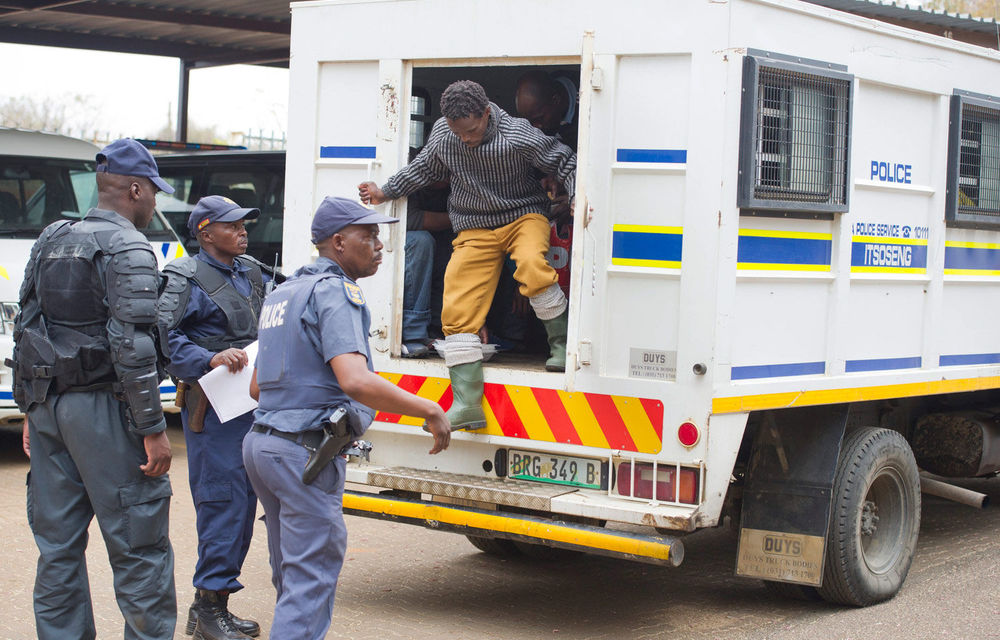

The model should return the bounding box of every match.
[254,257,374,433]
[167,251,269,381]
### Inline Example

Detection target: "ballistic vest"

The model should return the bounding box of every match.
[165,256,264,352]
[14,217,132,404]
[255,263,374,425]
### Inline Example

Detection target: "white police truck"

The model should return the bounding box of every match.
[0,128,186,423]
[284,0,1000,605]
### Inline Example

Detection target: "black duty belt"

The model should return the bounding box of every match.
[252,424,324,451]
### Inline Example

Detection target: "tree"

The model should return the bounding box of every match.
[150,120,224,145]
[0,93,99,133]
[923,0,1000,19]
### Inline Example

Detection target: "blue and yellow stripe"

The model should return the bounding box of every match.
[851,236,927,274]
[160,243,186,260]
[611,224,682,269]
[714,374,1000,414]
[737,229,832,272]
[944,240,1000,276]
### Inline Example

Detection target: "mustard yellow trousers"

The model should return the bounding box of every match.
[442,213,557,336]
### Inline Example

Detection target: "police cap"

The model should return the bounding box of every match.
[311,196,397,244]
[188,195,261,238]
[96,139,174,194]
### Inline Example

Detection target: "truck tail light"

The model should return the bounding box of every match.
[616,462,699,504]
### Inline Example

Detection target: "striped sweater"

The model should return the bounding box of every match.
[381,102,576,232]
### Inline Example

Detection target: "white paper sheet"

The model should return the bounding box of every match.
[198,340,259,423]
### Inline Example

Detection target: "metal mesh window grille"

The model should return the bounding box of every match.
[753,66,850,205]
[958,103,1000,216]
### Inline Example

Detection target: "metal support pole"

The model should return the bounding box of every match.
[176,59,191,142]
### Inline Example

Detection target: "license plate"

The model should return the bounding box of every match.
[508,449,605,490]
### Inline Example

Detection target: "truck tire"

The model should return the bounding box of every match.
[466,535,521,557]
[818,428,920,606]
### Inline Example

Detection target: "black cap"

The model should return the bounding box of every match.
[96,139,174,194]
[311,196,397,243]
[188,195,260,237]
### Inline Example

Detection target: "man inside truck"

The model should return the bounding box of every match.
[401,147,452,358]
[515,69,579,150]
[359,79,576,431]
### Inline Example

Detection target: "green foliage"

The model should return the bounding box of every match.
[922,0,1000,19]
[0,93,98,133]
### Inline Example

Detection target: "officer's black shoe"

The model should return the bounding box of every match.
[227,611,261,638]
[187,590,261,638]
[190,589,254,640]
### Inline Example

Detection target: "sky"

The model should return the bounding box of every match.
[0,43,288,142]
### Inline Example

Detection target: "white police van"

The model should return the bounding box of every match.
[0,128,186,423]
[285,0,1000,604]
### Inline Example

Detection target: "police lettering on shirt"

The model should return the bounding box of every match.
[259,299,288,330]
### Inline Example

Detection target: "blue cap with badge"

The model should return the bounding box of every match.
[311,196,398,244]
[96,139,175,194]
[187,195,260,238]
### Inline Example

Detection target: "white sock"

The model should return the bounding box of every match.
[441,333,484,367]
[529,283,568,321]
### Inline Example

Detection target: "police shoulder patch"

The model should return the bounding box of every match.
[343,281,365,306]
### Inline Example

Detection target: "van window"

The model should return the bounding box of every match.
[737,50,853,216]
[946,90,1000,228]
[0,156,93,237]
[0,155,176,241]
[155,176,197,242]
[156,156,285,265]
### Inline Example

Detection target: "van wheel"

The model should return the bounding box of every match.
[762,580,822,601]
[818,428,920,606]
[466,535,521,557]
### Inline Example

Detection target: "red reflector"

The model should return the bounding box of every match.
[677,421,700,447]
[616,462,699,504]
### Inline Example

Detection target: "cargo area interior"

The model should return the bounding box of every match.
[406,63,581,370]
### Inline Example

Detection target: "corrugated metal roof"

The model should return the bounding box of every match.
[804,0,1000,48]
[0,0,290,67]
[1,0,996,67]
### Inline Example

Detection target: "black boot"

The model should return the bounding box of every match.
[224,594,261,638]
[190,589,255,640]
[188,590,260,638]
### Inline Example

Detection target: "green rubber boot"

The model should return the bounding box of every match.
[445,361,487,431]
[541,309,569,372]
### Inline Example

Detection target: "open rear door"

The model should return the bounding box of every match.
[284,58,407,354]
[565,31,596,391]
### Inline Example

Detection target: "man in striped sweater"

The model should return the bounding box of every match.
[359,79,576,431]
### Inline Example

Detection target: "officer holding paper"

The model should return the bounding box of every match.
[244,196,451,640]
[161,195,276,639]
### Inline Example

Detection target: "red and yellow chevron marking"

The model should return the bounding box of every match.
[374,373,664,454]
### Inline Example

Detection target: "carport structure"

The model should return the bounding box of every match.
[0,0,290,141]
[1,0,995,143]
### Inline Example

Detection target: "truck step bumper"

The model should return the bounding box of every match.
[343,489,685,567]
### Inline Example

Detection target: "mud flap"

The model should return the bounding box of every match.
[736,404,848,586]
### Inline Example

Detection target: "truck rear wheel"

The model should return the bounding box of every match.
[818,428,920,606]
[466,535,521,557]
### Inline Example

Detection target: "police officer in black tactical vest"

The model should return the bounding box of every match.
[13,138,177,640]
[160,195,279,640]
